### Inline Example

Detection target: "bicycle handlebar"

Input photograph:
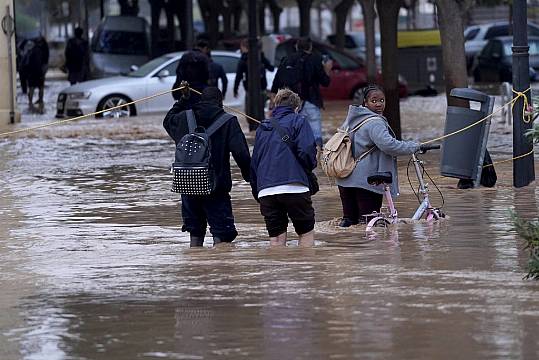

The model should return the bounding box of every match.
[419,144,441,153]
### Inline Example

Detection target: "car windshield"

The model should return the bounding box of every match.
[92,31,148,55]
[128,56,175,77]
[503,40,539,56]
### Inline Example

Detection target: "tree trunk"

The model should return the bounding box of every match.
[118,0,139,16]
[434,0,472,107]
[296,0,313,37]
[198,0,220,47]
[334,0,355,51]
[259,1,266,35]
[165,1,175,52]
[222,2,233,39]
[376,0,402,139]
[149,0,164,56]
[229,0,244,33]
[358,0,377,83]
[266,0,282,33]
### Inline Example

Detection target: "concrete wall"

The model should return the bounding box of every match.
[0,0,20,126]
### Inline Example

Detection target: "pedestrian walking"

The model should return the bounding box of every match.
[163,87,251,247]
[17,38,31,95]
[336,85,421,227]
[270,37,332,149]
[171,39,210,108]
[250,88,317,247]
[25,36,49,113]
[233,38,274,131]
[65,27,89,85]
[198,41,228,99]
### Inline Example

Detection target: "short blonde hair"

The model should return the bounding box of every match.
[273,88,302,109]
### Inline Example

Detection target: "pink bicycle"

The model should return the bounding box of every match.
[365,144,444,231]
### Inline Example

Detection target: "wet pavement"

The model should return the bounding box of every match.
[1,92,539,359]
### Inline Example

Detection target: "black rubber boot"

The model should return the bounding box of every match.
[190,235,204,247]
[339,218,358,228]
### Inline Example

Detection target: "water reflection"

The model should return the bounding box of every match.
[1,114,539,359]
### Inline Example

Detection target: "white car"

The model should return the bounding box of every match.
[56,50,275,118]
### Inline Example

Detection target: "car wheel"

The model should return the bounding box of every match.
[96,95,135,118]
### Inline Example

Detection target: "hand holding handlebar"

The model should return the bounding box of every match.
[418,144,441,154]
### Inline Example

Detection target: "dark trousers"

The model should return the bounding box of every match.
[181,192,238,242]
[338,186,383,223]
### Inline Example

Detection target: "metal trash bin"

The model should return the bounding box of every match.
[440,88,495,186]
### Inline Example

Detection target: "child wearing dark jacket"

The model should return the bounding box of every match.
[250,89,318,247]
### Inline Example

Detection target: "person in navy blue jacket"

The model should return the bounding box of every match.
[250,88,318,247]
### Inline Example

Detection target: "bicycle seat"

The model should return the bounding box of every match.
[367,172,392,185]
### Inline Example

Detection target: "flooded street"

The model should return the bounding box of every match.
[1,95,539,359]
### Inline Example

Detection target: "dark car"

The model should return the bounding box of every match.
[274,38,408,101]
[464,22,539,70]
[472,36,539,83]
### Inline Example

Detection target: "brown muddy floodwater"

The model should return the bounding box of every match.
[1,99,539,359]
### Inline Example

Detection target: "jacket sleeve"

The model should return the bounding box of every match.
[262,53,275,72]
[250,155,258,202]
[163,103,185,143]
[228,117,251,183]
[313,56,330,87]
[270,59,283,93]
[367,120,420,156]
[293,116,318,171]
[219,65,228,98]
[233,60,244,94]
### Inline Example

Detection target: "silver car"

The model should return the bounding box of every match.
[56,51,275,118]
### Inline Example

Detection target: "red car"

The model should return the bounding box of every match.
[273,38,408,101]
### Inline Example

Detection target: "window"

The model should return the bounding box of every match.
[161,60,180,76]
[464,28,480,41]
[128,56,174,77]
[490,40,503,57]
[528,25,539,37]
[92,30,149,55]
[212,55,239,74]
[315,46,360,70]
[485,25,509,40]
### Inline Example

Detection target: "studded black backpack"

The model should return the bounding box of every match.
[171,110,233,195]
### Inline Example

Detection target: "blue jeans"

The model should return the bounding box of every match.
[181,193,238,242]
[300,101,323,147]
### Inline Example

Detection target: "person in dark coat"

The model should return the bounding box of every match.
[270,37,332,148]
[26,36,49,113]
[16,38,31,94]
[250,88,317,247]
[171,39,210,107]
[233,38,274,131]
[65,27,89,85]
[163,87,251,247]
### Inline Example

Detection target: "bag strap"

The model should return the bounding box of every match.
[346,116,379,162]
[269,117,311,173]
[186,110,196,134]
[349,115,378,133]
[206,112,234,136]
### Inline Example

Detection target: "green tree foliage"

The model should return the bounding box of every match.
[512,212,539,280]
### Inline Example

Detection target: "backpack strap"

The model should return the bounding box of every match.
[186,110,197,134]
[349,115,378,133]
[206,112,234,136]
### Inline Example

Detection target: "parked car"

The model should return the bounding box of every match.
[56,51,274,118]
[326,32,381,63]
[464,21,539,70]
[472,36,539,83]
[90,16,151,78]
[273,38,408,101]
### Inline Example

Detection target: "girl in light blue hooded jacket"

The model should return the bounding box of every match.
[336,85,420,227]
